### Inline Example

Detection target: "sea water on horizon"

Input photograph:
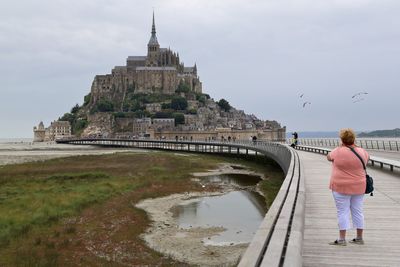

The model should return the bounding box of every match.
[0,138,33,144]
[286,131,339,138]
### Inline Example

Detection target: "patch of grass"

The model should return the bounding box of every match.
[46,172,110,181]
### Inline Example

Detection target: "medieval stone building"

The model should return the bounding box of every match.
[89,12,202,108]
[33,121,72,142]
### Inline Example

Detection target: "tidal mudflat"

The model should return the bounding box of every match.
[0,141,133,166]
[0,145,283,266]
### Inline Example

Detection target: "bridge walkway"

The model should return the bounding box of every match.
[299,150,400,267]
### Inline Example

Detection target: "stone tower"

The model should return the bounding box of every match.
[147,11,160,67]
[33,121,45,142]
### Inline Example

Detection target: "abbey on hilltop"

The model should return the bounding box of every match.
[34,12,286,142]
[90,12,202,107]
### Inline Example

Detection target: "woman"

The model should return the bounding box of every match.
[327,128,369,246]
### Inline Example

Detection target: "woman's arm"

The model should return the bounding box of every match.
[327,148,337,162]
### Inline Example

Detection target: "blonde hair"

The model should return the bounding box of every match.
[340,128,356,146]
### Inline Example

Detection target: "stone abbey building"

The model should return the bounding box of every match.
[90,12,202,107]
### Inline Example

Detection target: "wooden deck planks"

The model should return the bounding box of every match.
[299,151,400,267]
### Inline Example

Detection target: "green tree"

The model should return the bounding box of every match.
[83,93,91,106]
[196,93,210,105]
[130,100,143,112]
[71,104,80,114]
[132,110,150,118]
[172,113,185,125]
[161,102,171,109]
[171,96,188,110]
[217,98,231,112]
[113,112,126,118]
[96,98,114,112]
[154,111,173,118]
[176,81,190,93]
[90,106,98,114]
[59,113,76,124]
[59,113,89,135]
[73,119,88,134]
[122,101,131,112]
[198,95,206,105]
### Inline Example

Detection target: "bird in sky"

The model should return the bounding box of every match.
[299,93,304,98]
[302,101,311,108]
[351,92,368,98]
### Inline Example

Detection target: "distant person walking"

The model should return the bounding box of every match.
[290,132,298,148]
[327,128,369,246]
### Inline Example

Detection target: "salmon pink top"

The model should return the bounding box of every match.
[328,146,369,195]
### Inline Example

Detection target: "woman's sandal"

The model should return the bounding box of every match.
[329,239,347,246]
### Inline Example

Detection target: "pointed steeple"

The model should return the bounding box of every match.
[151,11,156,36]
[148,11,159,46]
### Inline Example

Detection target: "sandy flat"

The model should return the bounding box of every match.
[0,142,144,166]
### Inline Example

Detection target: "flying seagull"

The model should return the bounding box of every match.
[299,93,304,98]
[302,101,311,108]
[351,92,368,98]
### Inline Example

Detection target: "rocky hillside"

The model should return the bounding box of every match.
[58,83,281,138]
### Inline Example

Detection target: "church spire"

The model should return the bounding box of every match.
[151,11,156,36]
[148,11,159,46]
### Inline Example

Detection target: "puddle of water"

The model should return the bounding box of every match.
[174,174,267,246]
[202,173,262,187]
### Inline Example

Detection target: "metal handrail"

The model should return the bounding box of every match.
[286,138,400,151]
[295,145,400,172]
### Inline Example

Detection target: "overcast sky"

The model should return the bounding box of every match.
[1,0,399,138]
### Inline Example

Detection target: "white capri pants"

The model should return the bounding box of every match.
[332,191,364,230]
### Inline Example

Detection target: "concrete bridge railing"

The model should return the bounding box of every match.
[56,138,305,266]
